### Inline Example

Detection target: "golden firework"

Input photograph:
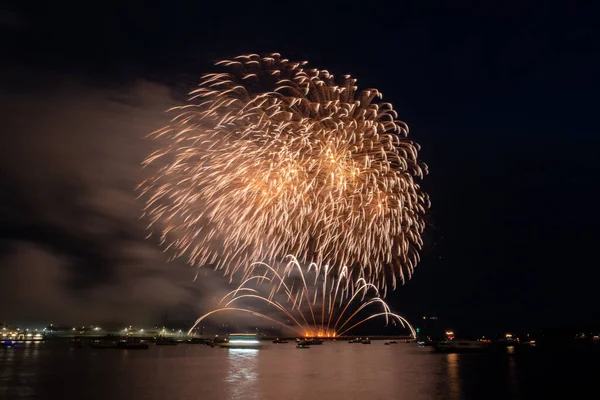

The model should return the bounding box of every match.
[140,53,429,289]
[188,256,416,338]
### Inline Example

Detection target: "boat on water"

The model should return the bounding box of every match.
[272,338,289,344]
[296,340,311,349]
[432,340,489,353]
[219,334,262,349]
[90,335,121,349]
[307,338,323,345]
[213,336,228,344]
[187,338,213,345]
[156,337,178,345]
[90,339,119,349]
[361,338,371,344]
[117,338,150,349]
[348,338,362,343]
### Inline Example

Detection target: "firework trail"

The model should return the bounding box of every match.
[188,256,415,338]
[140,53,429,289]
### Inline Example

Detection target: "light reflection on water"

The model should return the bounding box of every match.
[1,341,42,399]
[226,349,259,400]
[446,353,462,400]
[506,346,520,397]
[0,342,598,400]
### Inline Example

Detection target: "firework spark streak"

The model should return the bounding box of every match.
[187,256,416,338]
[140,53,429,288]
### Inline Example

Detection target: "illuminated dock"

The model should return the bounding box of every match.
[1,329,45,342]
[219,333,262,349]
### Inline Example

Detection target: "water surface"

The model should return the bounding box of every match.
[1,341,597,399]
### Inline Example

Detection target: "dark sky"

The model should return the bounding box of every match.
[1,1,599,334]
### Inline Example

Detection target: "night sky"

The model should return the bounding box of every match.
[1,1,598,334]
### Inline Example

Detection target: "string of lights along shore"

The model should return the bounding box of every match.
[140,53,429,293]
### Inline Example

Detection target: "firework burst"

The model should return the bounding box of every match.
[188,256,415,338]
[140,53,429,289]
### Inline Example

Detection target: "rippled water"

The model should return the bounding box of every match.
[1,341,598,399]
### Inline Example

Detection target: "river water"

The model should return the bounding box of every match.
[1,341,598,399]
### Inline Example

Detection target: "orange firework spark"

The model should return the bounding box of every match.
[187,256,415,338]
[140,53,429,289]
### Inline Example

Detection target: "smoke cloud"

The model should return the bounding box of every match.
[0,75,235,327]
